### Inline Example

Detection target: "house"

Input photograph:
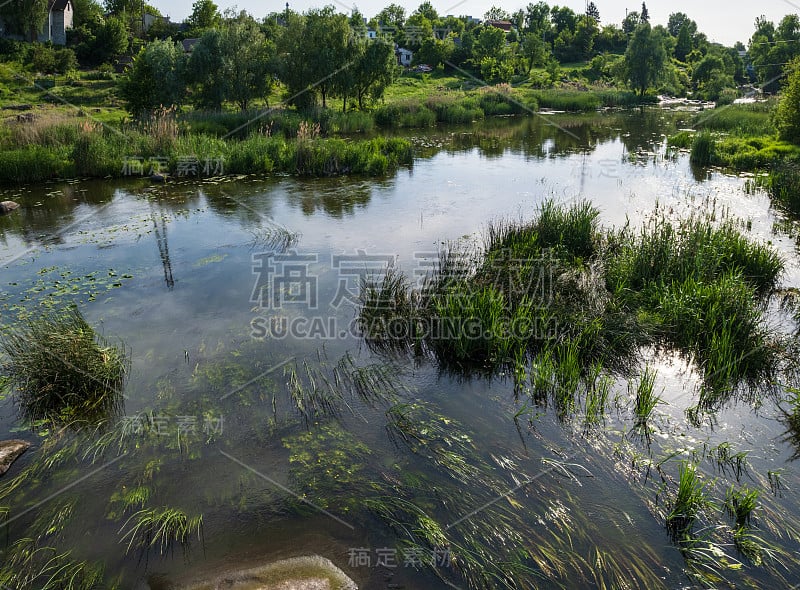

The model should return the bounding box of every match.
[366,28,377,39]
[44,0,73,45]
[0,0,73,45]
[396,47,413,67]
[486,20,513,32]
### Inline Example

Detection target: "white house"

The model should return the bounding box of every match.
[396,47,413,67]
[40,0,74,45]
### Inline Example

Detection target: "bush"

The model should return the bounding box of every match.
[776,57,800,144]
[54,48,78,74]
[690,131,715,166]
[1,307,127,425]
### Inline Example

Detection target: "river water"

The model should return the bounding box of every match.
[1,110,799,589]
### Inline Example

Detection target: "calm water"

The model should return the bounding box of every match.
[1,110,799,589]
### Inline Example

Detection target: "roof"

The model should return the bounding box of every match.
[486,19,513,31]
[48,0,71,11]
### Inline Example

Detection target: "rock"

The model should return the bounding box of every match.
[0,201,20,215]
[150,174,168,183]
[179,555,357,590]
[0,440,30,476]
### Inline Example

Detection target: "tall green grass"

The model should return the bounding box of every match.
[667,462,714,539]
[1,307,127,426]
[692,101,777,136]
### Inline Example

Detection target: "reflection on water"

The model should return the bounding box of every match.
[1,111,800,589]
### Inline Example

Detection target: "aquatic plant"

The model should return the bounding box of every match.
[1,307,127,426]
[0,538,105,590]
[724,485,759,528]
[690,131,715,166]
[666,462,714,539]
[119,507,203,557]
[631,365,662,425]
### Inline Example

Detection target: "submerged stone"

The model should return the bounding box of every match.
[178,555,357,590]
[0,439,30,476]
[0,201,20,215]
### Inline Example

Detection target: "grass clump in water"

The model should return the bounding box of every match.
[119,507,203,557]
[631,365,663,425]
[724,485,759,528]
[1,307,127,426]
[666,462,715,540]
[690,131,715,166]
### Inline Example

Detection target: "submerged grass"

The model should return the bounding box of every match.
[1,307,127,426]
[666,462,714,540]
[118,507,203,557]
[631,365,662,425]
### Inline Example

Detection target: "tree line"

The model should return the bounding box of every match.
[3,1,800,114]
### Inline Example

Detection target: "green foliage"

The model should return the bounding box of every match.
[690,131,714,166]
[0,306,127,426]
[631,365,662,424]
[667,462,713,539]
[624,22,667,95]
[776,58,800,144]
[119,38,186,115]
[119,507,203,557]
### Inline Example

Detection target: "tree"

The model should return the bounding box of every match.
[624,22,667,95]
[349,39,398,109]
[776,58,800,143]
[550,6,576,35]
[413,2,438,23]
[691,54,734,100]
[524,1,550,34]
[521,31,550,73]
[574,15,598,57]
[415,36,455,68]
[120,38,186,114]
[586,2,600,24]
[376,3,404,28]
[0,0,48,41]
[640,2,649,23]
[91,16,129,63]
[622,11,640,35]
[71,0,104,29]
[473,24,506,61]
[280,7,351,109]
[188,0,221,33]
[667,12,696,37]
[674,22,693,61]
[186,29,225,109]
[484,6,510,21]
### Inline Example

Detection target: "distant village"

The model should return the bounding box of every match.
[0,0,520,69]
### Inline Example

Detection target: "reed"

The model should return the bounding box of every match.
[119,507,203,557]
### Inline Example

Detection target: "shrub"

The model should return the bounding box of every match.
[1,307,127,425]
[690,131,714,166]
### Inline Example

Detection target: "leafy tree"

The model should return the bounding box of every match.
[674,22,693,61]
[586,2,600,24]
[188,0,221,33]
[186,29,225,109]
[71,0,105,29]
[776,57,800,143]
[413,2,438,23]
[624,22,667,95]
[640,2,649,23]
[691,54,734,100]
[667,12,696,37]
[404,12,434,47]
[31,44,56,73]
[550,6,576,36]
[574,15,598,57]
[54,47,78,73]
[473,24,506,62]
[415,36,454,68]
[349,39,398,109]
[595,24,626,53]
[1,0,48,41]
[280,7,351,109]
[622,11,640,35]
[91,16,129,62]
[749,15,800,93]
[524,1,550,34]
[521,31,550,73]
[376,3,405,28]
[120,38,186,114]
[484,6,510,21]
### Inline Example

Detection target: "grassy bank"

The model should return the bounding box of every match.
[0,119,414,184]
[359,200,785,413]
